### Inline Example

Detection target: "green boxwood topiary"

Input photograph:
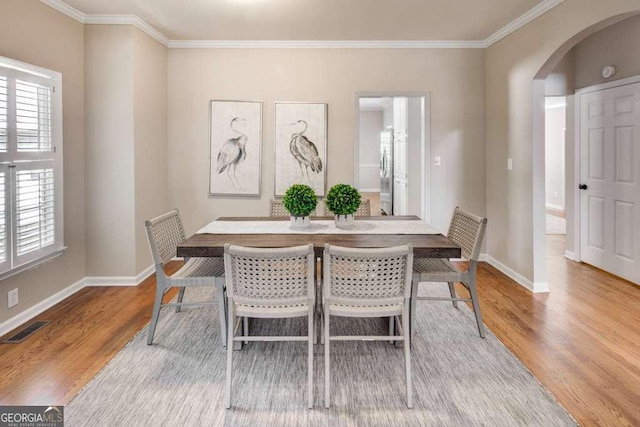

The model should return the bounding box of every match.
[282,184,317,217]
[326,184,361,216]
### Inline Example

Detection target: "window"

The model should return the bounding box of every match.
[0,57,64,279]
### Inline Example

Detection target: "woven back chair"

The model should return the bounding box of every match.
[411,207,488,339]
[355,199,371,217]
[224,244,315,409]
[270,199,289,217]
[145,210,226,346]
[322,244,414,408]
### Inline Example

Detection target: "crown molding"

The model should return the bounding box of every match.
[167,40,485,49]
[39,0,86,23]
[483,0,565,47]
[40,0,565,50]
[84,14,170,46]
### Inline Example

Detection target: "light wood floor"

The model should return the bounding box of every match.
[1,236,639,426]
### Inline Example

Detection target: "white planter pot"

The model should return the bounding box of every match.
[290,216,310,229]
[334,214,355,229]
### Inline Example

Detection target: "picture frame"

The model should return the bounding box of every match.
[209,100,262,196]
[274,102,327,197]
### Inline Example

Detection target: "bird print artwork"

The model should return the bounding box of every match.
[289,119,323,182]
[216,117,247,190]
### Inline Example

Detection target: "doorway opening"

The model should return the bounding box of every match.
[544,96,567,238]
[355,94,428,220]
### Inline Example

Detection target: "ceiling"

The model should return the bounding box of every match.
[60,0,545,41]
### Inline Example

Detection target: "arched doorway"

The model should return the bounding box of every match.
[531,11,640,290]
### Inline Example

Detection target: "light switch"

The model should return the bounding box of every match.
[434,156,442,167]
[507,158,513,171]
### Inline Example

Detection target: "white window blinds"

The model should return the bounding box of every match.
[0,58,63,278]
[0,76,7,152]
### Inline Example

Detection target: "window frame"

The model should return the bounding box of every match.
[0,56,65,281]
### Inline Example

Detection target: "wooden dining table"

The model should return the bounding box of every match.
[177,215,461,259]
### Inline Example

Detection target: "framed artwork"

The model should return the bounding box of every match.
[274,102,327,196]
[209,100,262,196]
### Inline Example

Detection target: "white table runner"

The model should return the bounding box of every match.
[197,219,441,235]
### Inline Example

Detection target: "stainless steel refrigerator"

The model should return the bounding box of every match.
[379,128,394,215]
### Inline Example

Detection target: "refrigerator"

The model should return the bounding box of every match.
[379,128,394,215]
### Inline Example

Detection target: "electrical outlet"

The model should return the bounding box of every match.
[507,158,513,171]
[8,288,18,308]
[434,156,442,167]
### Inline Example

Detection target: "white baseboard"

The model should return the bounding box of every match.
[564,251,578,262]
[481,254,550,293]
[0,277,86,337]
[358,188,381,193]
[1,265,157,337]
[85,265,155,287]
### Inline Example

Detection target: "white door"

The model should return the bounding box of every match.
[580,82,640,284]
[393,97,408,215]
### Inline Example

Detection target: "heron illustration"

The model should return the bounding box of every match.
[289,120,322,182]
[216,117,247,190]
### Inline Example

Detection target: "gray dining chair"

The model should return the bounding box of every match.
[145,210,226,346]
[269,199,288,217]
[355,199,371,216]
[322,244,414,408]
[411,207,488,339]
[224,244,316,409]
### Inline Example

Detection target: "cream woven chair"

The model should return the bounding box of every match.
[145,210,226,346]
[322,244,414,408]
[224,244,316,409]
[355,199,371,216]
[269,199,289,217]
[411,207,488,339]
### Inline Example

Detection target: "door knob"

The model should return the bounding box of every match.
[578,184,588,190]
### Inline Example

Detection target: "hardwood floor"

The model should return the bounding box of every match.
[0,264,179,406]
[1,237,639,426]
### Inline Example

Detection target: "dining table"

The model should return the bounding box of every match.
[177,215,461,259]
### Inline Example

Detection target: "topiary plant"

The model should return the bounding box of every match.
[326,184,361,216]
[282,184,318,218]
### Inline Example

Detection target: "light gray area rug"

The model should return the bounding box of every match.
[67,286,575,426]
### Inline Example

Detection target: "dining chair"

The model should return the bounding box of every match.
[355,199,371,216]
[224,244,316,409]
[411,207,488,339]
[269,199,288,217]
[322,244,414,408]
[145,210,226,346]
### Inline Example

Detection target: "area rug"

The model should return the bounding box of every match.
[66,286,575,426]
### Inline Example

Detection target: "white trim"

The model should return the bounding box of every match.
[358,188,381,193]
[575,75,640,95]
[564,251,578,262]
[484,0,565,47]
[38,0,85,23]
[84,15,169,47]
[545,203,565,212]
[0,249,66,282]
[0,276,85,337]
[167,40,485,49]
[38,0,566,50]
[482,254,550,293]
[85,265,155,287]
[0,265,156,337]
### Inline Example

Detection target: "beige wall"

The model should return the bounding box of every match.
[85,25,136,276]
[0,0,86,323]
[358,110,383,191]
[85,25,169,277]
[485,0,640,284]
[545,105,566,210]
[133,29,169,274]
[168,49,486,235]
[575,14,640,89]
